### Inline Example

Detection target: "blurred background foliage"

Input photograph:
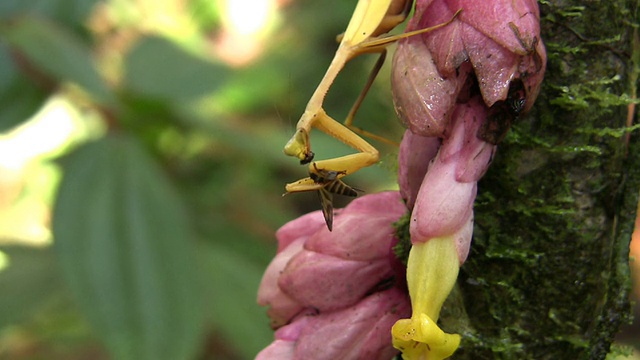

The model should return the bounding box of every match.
[0,0,406,359]
[0,0,639,359]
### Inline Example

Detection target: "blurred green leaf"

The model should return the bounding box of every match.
[123,36,229,102]
[213,60,290,114]
[0,245,65,326]
[198,241,273,359]
[0,0,99,26]
[2,16,113,104]
[187,0,221,31]
[52,135,204,360]
[0,42,47,132]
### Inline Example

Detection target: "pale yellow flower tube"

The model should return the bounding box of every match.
[391,237,461,360]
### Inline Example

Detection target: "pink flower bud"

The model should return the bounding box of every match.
[258,192,407,329]
[392,39,473,137]
[275,210,327,252]
[304,193,406,260]
[255,339,294,359]
[392,0,546,138]
[277,246,394,312]
[410,158,476,240]
[398,129,441,209]
[256,287,411,360]
[408,97,496,263]
[408,0,546,109]
[397,97,496,211]
[257,237,306,328]
[451,211,474,264]
[440,97,496,183]
[390,2,546,357]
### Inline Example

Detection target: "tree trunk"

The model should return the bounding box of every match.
[440,1,639,359]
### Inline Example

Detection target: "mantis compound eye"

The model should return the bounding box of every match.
[284,128,314,164]
[300,151,314,165]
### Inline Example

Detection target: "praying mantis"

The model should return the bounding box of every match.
[283,0,460,230]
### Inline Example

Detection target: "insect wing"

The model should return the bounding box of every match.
[317,187,334,231]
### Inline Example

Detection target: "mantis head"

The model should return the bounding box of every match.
[284,128,314,164]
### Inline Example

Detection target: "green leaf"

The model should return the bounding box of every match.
[198,241,273,359]
[0,0,100,26]
[123,36,228,102]
[2,16,113,104]
[0,42,47,132]
[0,245,65,326]
[52,135,204,360]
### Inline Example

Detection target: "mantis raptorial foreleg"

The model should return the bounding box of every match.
[343,49,400,146]
[283,0,461,229]
[284,107,379,194]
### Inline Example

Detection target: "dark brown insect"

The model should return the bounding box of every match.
[310,164,361,231]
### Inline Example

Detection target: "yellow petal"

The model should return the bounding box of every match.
[392,314,461,360]
[406,237,459,318]
[392,238,462,359]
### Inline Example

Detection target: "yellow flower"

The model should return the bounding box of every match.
[391,237,461,360]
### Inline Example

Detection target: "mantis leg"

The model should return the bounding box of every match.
[284,108,378,194]
[310,109,379,176]
[343,48,400,146]
[284,9,462,164]
[284,177,324,193]
[341,10,463,147]
[371,0,413,37]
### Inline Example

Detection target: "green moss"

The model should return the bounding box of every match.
[605,344,635,359]
[392,212,412,266]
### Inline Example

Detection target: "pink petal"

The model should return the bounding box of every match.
[449,0,541,55]
[292,288,411,360]
[410,157,477,240]
[255,340,295,360]
[409,98,498,241]
[275,210,326,252]
[392,38,471,137]
[305,210,404,262]
[260,192,408,327]
[304,191,405,261]
[439,97,496,182]
[258,289,410,360]
[398,130,441,209]
[462,23,520,106]
[339,190,406,215]
[257,238,306,327]
[452,211,474,264]
[256,317,314,359]
[278,249,394,311]
[410,0,466,76]
[404,0,547,110]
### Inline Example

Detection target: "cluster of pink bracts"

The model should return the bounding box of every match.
[258,0,545,358]
[257,192,411,359]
